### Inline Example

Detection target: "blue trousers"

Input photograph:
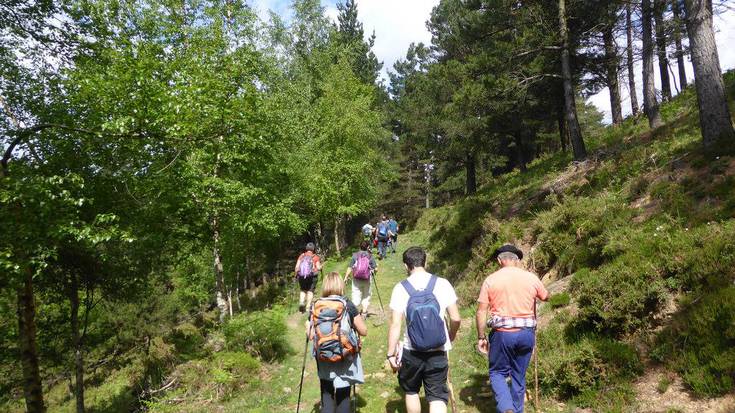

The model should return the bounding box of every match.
[488,329,535,413]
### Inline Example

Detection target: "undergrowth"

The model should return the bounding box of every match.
[417,71,735,405]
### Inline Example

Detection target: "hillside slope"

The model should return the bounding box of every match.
[410,72,735,412]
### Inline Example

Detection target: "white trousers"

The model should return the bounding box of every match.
[351,278,372,310]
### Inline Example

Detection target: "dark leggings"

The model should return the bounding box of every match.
[320,380,351,413]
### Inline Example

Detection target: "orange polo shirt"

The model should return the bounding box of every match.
[477,266,548,330]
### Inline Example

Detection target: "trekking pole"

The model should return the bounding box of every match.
[533,299,540,412]
[447,362,458,412]
[370,270,385,314]
[296,334,309,413]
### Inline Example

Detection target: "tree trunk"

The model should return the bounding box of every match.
[211,215,229,322]
[642,0,664,128]
[235,271,242,312]
[465,152,477,195]
[333,216,342,257]
[514,130,528,172]
[424,163,431,209]
[683,0,735,149]
[17,268,46,413]
[654,0,673,101]
[603,21,624,125]
[671,0,688,88]
[557,109,568,152]
[558,0,587,161]
[626,3,641,116]
[69,275,85,413]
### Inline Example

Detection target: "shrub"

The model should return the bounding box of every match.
[223,307,290,361]
[536,315,642,404]
[168,322,205,359]
[532,193,632,276]
[571,263,668,336]
[548,292,570,309]
[654,287,735,397]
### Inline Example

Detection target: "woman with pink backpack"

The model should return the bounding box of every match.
[343,240,378,317]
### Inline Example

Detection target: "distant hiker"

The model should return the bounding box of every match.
[388,216,399,253]
[376,215,392,260]
[361,222,375,252]
[306,271,367,413]
[295,242,322,313]
[475,244,549,413]
[344,240,378,317]
[387,246,461,413]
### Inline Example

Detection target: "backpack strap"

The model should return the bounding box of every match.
[401,275,438,296]
[401,279,417,296]
[425,275,438,294]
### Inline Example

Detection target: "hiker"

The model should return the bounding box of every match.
[475,244,549,413]
[387,246,461,413]
[344,240,378,317]
[388,216,399,253]
[295,242,322,313]
[361,222,375,252]
[375,215,392,260]
[305,272,367,413]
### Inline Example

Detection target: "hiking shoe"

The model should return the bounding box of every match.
[299,304,305,313]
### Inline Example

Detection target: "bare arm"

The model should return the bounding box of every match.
[476,302,489,354]
[304,319,312,339]
[352,314,368,337]
[387,310,403,372]
[446,303,461,342]
[344,266,353,281]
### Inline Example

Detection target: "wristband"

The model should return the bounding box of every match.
[386,354,395,360]
[478,336,487,340]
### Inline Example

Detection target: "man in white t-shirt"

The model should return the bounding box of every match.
[387,246,461,413]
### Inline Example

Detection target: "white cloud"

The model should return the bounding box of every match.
[351,0,438,82]
[252,0,438,82]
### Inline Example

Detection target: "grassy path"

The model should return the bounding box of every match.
[225,232,502,413]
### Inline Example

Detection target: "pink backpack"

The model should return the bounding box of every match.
[353,253,371,280]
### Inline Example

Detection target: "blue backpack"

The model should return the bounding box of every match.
[377,222,389,239]
[401,276,447,351]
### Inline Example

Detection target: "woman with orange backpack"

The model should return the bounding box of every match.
[301,272,367,413]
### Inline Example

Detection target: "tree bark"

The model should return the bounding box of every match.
[465,152,477,195]
[333,216,342,257]
[69,274,85,413]
[17,268,46,413]
[626,3,641,116]
[683,0,735,149]
[603,20,624,125]
[671,0,688,88]
[514,129,528,173]
[642,0,664,128]
[558,0,587,160]
[654,0,673,100]
[557,109,568,152]
[211,215,229,322]
[424,162,432,209]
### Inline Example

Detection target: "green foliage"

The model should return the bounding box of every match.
[537,315,642,405]
[548,292,570,309]
[571,263,668,336]
[222,307,290,361]
[654,287,735,397]
[532,193,632,276]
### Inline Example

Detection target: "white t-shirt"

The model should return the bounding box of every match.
[389,271,458,351]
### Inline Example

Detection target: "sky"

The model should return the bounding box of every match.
[252,0,735,124]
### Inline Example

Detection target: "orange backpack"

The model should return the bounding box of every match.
[311,297,361,363]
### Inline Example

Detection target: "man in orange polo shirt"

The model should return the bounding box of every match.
[475,244,549,413]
